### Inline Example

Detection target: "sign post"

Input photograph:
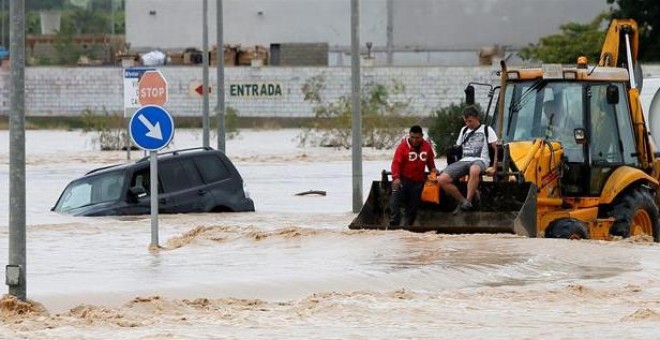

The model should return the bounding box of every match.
[123,67,156,160]
[130,105,174,249]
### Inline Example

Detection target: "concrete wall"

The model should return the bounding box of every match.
[2,64,660,118]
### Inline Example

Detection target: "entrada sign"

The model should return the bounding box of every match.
[229,82,284,98]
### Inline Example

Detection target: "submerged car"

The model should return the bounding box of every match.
[52,147,255,216]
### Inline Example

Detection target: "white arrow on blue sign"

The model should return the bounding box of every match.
[129,105,175,151]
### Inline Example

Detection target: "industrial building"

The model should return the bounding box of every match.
[126,0,610,66]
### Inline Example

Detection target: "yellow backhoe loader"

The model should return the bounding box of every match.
[350,19,660,242]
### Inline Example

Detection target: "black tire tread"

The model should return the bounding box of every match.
[609,188,660,242]
[545,218,588,239]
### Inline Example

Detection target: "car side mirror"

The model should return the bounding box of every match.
[606,85,619,104]
[128,186,147,202]
[465,85,475,105]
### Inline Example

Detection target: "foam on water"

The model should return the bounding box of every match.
[1,129,660,339]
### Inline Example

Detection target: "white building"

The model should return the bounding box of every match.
[126,0,611,66]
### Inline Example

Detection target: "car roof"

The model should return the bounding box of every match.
[84,147,225,177]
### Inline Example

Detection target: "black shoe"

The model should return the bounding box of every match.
[452,200,473,215]
[472,192,481,210]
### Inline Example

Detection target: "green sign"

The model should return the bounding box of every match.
[229,83,284,98]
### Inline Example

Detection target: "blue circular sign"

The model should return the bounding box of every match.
[129,105,175,151]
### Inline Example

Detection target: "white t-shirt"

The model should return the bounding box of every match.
[455,124,498,165]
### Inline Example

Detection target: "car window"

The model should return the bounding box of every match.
[180,158,204,186]
[131,168,151,192]
[160,160,193,193]
[56,171,124,211]
[194,155,231,183]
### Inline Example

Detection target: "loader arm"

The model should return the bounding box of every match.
[599,19,638,69]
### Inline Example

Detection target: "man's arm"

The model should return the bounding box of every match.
[391,143,404,190]
[391,143,404,180]
[426,142,439,174]
[486,126,498,176]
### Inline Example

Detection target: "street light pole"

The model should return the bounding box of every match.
[7,0,27,301]
[2,0,5,48]
[111,0,115,36]
[202,0,210,148]
[351,0,363,213]
[216,0,225,152]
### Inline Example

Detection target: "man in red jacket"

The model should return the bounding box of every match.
[390,125,438,227]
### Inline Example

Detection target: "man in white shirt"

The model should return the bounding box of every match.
[438,106,498,214]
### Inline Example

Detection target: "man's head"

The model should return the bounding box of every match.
[408,125,424,147]
[462,105,481,129]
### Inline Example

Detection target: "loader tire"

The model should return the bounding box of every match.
[609,188,660,242]
[545,218,588,240]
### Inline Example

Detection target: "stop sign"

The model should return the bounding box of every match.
[138,70,168,106]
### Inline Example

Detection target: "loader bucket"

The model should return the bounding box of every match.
[349,174,537,238]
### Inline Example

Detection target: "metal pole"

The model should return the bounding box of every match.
[126,117,131,160]
[624,33,636,89]
[216,0,225,152]
[386,0,393,65]
[202,0,210,148]
[149,151,159,248]
[111,0,115,36]
[2,0,5,48]
[7,0,26,301]
[351,0,362,213]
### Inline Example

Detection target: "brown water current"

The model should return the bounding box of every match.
[1,130,660,339]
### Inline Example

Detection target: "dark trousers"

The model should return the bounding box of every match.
[389,179,424,226]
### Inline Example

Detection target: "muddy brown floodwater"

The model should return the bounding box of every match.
[1,129,659,339]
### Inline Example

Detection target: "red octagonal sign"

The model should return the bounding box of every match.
[138,70,168,106]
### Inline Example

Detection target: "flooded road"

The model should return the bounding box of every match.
[1,130,659,339]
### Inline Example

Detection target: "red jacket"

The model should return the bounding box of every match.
[391,137,436,182]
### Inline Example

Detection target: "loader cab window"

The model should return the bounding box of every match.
[587,83,637,195]
[590,84,639,166]
[500,82,540,141]
[590,85,623,164]
[500,81,585,163]
[544,86,584,162]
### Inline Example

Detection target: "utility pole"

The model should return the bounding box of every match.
[7,0,26,301]
[110,0,115,36]
[386,0,393,65]
[216,0,225,152]
[202,0,210,148]
[351,0,362,213]
[2,0,5,48]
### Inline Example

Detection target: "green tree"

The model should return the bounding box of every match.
[63,6,109,34]
[607,0,660,61]
[518,13,608,64]
[27,0,65,11]
[52,24,81,65]
[428,102,477,156]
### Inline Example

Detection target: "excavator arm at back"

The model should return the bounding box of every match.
[599,18,639,69]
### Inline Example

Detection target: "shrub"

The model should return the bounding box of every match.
[80,108,129,151]
[427,102,484,156]
[300,75,416,149]
[210,106,240,139]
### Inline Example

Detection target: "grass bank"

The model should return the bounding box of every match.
[0,116,433,130]
[0,116,327,130]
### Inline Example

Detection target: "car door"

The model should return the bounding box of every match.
[117,165,154,215]
[193,153,243,211]
[158,158,206,213]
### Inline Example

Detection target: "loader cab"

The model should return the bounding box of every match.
[498,78,638,197]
